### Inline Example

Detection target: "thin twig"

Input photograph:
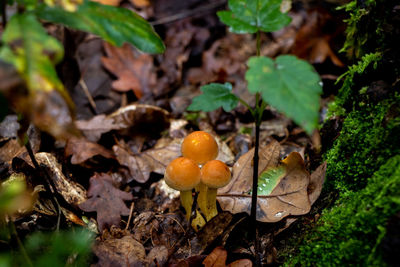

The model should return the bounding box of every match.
[124,202,135,230]
[79,79,97,112]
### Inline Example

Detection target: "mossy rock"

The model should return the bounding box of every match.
[325,92,400,192]
[284,155,400,266]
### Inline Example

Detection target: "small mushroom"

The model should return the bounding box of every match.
[181,131,218,165]
[164,157,201,220]
[198,160,231,221]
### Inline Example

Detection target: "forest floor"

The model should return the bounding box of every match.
[0,0,352,266]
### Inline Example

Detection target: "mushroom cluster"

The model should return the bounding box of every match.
[164,131,231,229]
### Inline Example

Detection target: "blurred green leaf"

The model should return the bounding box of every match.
[217,0,291,34]
[257,166,285,195]
[23,229,93,266]
[246,55,322,134]
[0,13,65,95]
[0,173,27,214]
[36,1,165,54]
[0,229,93,266]
[187,83,239,112]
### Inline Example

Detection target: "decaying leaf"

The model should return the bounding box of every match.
[78,173,133,231]
[217,141,325,222]
[35,152,87,207]
[203,246,253,267]
[113,140,180,183]
[91,0,121,6]
[203,246,227,267]
[130,0,150,7]
[93,235,146,266]
[101,42,156,98]
[76,104,170,142]
[65,137,115,164]
[290,9,344,67]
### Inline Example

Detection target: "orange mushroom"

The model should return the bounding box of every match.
[181,131,218,165]
[164,157,201,220]
[198,160,231,221]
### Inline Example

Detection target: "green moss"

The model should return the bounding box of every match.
[284,155,400,266]
[339,0,397,59]
[325,93,400,192]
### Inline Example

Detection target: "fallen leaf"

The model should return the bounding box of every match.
[0,115,20,139]
[290,9,344,67]
[146,246,169,267]
[217,140,324,222]
[228,259,253,267]
[75,114,119,142]
[130,0,150,7]
[101,42,156,99]
[203,246,227,267]
[76,104,170,142]
[78,173,133,231]
[93,235,146,266]
[91,0,121,6]
[308,162,327,204]
[113,140,180,183]
[35,152,87,207]
[202,246,253,267]
[65,137,115,164]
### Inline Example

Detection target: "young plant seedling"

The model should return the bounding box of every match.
[187,0,323,265]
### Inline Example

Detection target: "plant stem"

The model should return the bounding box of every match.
[9,220,33,267]
[256,31,261,57]
[1,0,6,27]
[251,113,261,267]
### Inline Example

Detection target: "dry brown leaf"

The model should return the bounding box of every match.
[78,173,133,231]
[290,9,344,67]
[130,0,150,7]
[203,246,227,267]
[93,235,146,266]
[76,104,170,142]
[101,42,156,98]
[228,259,253,267]
[65,137,115,164]
[217,141,324,222]
[90,0,121,6]
[113,140,180,183]
[308,162,327,204]
[203,246,253,267]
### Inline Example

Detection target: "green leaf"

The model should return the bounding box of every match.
[35,1,165,54]
[0,13,65,95]
[246,55,322,134]
[257,165,286,195]
[217,0,291,34]
[187,83,239,112]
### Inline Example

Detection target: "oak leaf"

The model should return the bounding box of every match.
[78,173,133,231]
[101,42,156,99]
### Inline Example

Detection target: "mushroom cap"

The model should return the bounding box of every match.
[165,157,201,191]
[181,131,218,164]
[201,160,231,189]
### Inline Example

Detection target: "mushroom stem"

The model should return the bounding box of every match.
[206,188,218,220]
[180,189,206,230]
[180,190,193,220]
[197,183,218,221]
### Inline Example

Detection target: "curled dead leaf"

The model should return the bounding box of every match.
[217,141,325,222]
[35,152,87,207]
